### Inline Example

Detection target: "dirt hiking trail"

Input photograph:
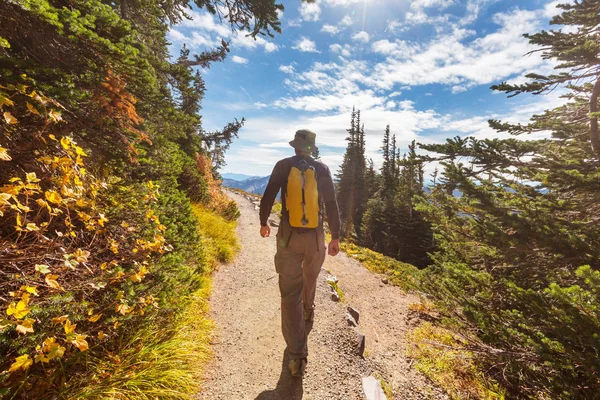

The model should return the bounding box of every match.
[197,191,447,400]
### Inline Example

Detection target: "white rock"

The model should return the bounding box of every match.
[362,376,387,400]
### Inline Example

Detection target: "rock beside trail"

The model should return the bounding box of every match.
[346,312,358,327]
[347,306,360,324]
[331,291,340,302]
[357,333,366,358]
[362,376,387,400]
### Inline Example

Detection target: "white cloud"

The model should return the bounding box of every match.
[299,1,321,22]
[264,42,278,52]
[386,19,404,33]
[352,31,371,43]
[279,64,295,74]
[368,9,549,91]
[330,43,351,57]
[178,10,231,38]
[232,31,278,52]
[411,0,455,9]
[372,39,414,55]
[321,24,340,34]
[324,0,372,6]
[232,55,248,64]
[339,15,353,26]
[170,12,278,53]
[543,0,563,18]
[293,37,320,53]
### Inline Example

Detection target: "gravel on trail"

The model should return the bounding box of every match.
[197,191,448,400]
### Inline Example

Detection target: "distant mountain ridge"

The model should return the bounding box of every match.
[221,173,260,181]
[222,175,271,196]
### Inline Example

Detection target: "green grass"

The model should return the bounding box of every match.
[63,281,214,400]
[193,204,239,266]
[327,279,345,302]
[374,372,394,399]
[408,322,506,400]
[341,242,421,291]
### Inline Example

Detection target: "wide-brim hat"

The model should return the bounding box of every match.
[289,129,318,153]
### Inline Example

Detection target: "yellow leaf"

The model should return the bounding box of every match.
[35,264,51,274]
[26,102,39,115]
[26,223,39,231]
[113,321,121,329]
[72,248,90,263]
[48,109,62,122]
[43,338,65,360]
[45,190,62,205]
[7,300,30,319]
[60,136,70,150]
[0,193,10,208]
[74,146,87,157]
[15,213,22,228]
[16,319,34,334]
[64,319,76,335]
[3,111,18,125]
[25,172,40,183]
[88,313,102,322]
[8,354,32,373]
[116,303,131,315]
[72,335,88,351]
[34,353,49,364]
[21,286,38,295]
[0,146,11,161]
[51,315,68,324]
[45,274,61,289]
[97,331,106,340]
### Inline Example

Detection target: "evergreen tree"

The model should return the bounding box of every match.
[336,107,357,239]
[415,2,600,396]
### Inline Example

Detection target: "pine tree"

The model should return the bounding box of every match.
[336,107,357,239]
[415,2,600,396]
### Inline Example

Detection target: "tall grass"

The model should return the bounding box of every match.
[193,204,239,265]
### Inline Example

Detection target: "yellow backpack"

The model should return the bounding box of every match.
[286,159,320,228]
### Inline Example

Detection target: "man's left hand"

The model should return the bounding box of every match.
[328,239,340,256]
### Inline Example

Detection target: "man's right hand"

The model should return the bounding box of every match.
[260,225,271,238]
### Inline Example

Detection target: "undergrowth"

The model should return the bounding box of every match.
[409,323,506,400]
[56,207,238,399]
[343,241,504,399]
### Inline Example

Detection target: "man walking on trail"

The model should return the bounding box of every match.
[259,129,341,378]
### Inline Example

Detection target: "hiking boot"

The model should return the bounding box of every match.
[288,357,307,378]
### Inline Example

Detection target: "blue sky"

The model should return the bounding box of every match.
[168,0,566,177]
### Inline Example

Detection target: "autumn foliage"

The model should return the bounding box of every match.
[0,81,170,395]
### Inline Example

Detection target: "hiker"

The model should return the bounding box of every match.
[259,129,341,378]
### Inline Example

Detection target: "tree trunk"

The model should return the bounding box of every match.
[120,0,129,20]
[589,75,600,157]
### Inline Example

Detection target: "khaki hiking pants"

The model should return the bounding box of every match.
[275,220,326,360]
